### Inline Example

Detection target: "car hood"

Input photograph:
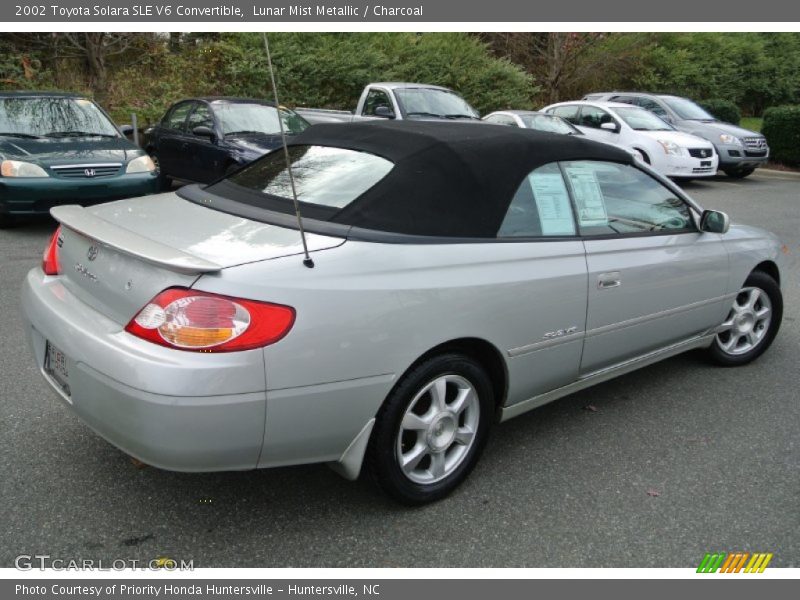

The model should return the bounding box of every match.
[638,129,714,148]
[0,135,142,164]
[682,120,762,138]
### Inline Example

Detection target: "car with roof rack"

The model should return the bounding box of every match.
[23,121,784,504]
[0,91,158,227]
[542,100,718,179]
[584,92,769,178]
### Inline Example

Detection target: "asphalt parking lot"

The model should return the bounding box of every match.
[1,171,798,568]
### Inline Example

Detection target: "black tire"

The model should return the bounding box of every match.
[148,151,172,191]
[723,167,755,179]
[367,353,494,505]
[707,271,782,366]
[634,149,650,165]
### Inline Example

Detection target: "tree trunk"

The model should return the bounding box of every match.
[84,34,108,103]
[169,32,181,53]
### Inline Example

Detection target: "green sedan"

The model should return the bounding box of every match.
[0,91,159,227]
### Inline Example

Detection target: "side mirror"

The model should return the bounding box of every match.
[600,122,619,132]
[700,210,730,234]
[119,124,134,135]
[192,125,216,141]
[373,105,395,119]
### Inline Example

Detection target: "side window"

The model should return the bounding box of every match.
[549,105,579,125]
[498,163,576,238]
[362,89,393,116]
[187,103,214,133]
[610,95,637,106]
[163,102,194,132]
[578,106,616,129]
[561,161,695,236]
[638,98,668,118]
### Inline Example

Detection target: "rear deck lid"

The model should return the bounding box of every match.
[51,192,344,324]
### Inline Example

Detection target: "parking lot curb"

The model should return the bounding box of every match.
[756,168,800,180]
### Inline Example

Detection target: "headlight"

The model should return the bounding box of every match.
[1,160,49,178]
[657,140,682,156]
[719,134,742,145]
[126,155,156,174]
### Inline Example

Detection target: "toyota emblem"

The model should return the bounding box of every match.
[87,245,99,261]
[84,168,96,177]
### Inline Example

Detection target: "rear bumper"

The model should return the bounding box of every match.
[0,172,158,216]
[21,268,390,474]
[21,268,268,471]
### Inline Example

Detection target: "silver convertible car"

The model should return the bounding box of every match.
[23,122,784,504]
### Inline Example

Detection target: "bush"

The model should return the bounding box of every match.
[762,105,800,165]
[105,33,538,124]
[211,33,538,115]
[698,98,741,124]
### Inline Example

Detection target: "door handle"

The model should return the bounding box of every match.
[597,272,621,289]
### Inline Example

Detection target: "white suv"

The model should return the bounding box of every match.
[542,101,718,179]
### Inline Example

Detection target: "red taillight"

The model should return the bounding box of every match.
[124,288,295,353]
[42,226,62,276]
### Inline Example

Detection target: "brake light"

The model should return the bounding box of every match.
[125,288,295,352]
[42,226,62,276]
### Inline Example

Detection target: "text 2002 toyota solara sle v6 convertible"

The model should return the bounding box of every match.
[23,122,785,504]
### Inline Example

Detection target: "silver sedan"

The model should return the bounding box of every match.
[22,122,785,504]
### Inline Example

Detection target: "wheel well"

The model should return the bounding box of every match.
[753,260,780,286]
[405,338,508,411]
[633,148,650,164]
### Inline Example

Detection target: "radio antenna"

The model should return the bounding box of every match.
[262,32,314,268]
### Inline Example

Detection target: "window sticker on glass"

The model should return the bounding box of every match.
[564,165,608,226]
[530,171,575,235]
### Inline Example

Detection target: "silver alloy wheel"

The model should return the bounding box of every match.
[716,286,773,356]
[396,374,480,485]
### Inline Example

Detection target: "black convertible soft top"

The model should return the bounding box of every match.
[195,120,634,239]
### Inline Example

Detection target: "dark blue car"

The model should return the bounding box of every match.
[145,97,309,188]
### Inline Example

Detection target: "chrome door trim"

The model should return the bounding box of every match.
[507,329,584,357]
[500,333,716,421]
[506,293,733,358]
[585,293,735,338]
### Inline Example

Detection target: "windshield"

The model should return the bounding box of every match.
[660,96,714,120]
[0,96,119,138]
[519,114,580,135]
[394,88,479,120]
[221,145,393,210]
[215,103,309,136]
[613,106,674,131]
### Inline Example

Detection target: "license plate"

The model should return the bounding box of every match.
[44,341,71,397]
[701,160,712,167]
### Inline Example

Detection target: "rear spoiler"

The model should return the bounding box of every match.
[50,205,222,274]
